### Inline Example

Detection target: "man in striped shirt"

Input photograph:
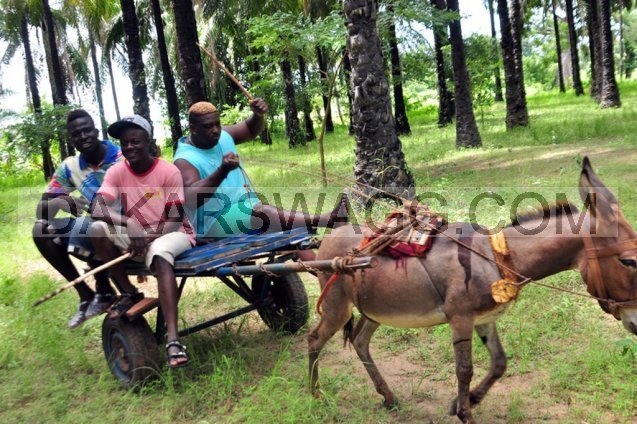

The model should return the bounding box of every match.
[33,109,122,328]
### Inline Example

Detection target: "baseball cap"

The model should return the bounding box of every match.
[108,114,152,139]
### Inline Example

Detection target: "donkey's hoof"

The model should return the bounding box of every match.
[382,398,399,410]
[448,397,459,415]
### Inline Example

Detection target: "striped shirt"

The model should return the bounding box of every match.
[45,140,122,201]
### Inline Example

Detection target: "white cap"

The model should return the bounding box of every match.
[108,114,152,139]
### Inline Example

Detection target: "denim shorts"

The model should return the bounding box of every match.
[47,216,96,259]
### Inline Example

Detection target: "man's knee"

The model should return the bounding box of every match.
[150,255,173,275]
[32,220,48,242]
[87,221,108,238]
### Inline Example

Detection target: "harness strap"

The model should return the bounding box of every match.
[586,238,637,258]
[488,232,521,304]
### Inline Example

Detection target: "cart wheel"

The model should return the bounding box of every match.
[102,316,161,389]
[252,272,308,334]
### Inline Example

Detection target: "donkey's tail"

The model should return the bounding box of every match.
[343,314,356,347]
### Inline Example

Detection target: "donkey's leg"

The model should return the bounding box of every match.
[350,318,398,408]
[448,316,476,424]
[308,288,353,396]
[468,322,507,406]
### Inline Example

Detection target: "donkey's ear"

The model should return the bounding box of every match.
[579,156,618,220]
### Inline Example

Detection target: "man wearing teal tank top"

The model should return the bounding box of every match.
[173,99,348,242]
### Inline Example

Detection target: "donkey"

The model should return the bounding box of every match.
[309,158,637,423]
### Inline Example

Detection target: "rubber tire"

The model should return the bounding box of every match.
[252,272,309,334]
[102,316,161,389]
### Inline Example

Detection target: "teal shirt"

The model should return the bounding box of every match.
[173,131,257,238]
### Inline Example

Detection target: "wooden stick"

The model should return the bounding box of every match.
[197,43,254,101]
[32,252,133,307]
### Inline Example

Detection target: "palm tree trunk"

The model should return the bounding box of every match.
[343,48,355,135]
[431,0,454,127]
[584,0,602,99]
[316,46,334,133]
[497,0,529,128]
[151,0,183,152]
[298,55,316,141]
[171,0,207,106]
[248,52,271,144]
[447,0,481,148]
[41,0,67,107]
[22,14,53,179]
[509,0,529,124]
[120,0,151,120]
[106,54,121,120]
[565,0,584,95]
[41,25,68,160]
[41,0,74,158]
[551,0,566,93]
[598,0,621,107]
[280,58,304,148]
[619,7,624,79]
[89,34,108,139]
[344,0,414,196]
[387,2,410,135]
[488,0,504,101]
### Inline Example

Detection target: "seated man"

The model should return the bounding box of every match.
[173,99,348,245]
[33,109,121,328]
[89,114,195,369]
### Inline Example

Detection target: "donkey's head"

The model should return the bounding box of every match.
[578,157,637,334]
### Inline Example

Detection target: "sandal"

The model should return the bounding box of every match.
[165,340,189,369]
[68,300,90,329]
[84,292,117,319]
[108,291,144,319]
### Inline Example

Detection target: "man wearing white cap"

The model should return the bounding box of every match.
[89,114,195,368]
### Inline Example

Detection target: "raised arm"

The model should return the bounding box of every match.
[223,98,268,145]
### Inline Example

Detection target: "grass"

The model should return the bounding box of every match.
[1,82,637,423]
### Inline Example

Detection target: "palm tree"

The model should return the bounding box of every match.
[307,0,336,133]
[598,0,621,107]
[487,0,504,101]
[343,47,355,134]
[447,0,481,148]
[171,0,207,106]
[298,54,316,141]
[280,57,304,147]
[41,0,67,108]
[497,0,529,128]
[430,0,454,127]
[41,0,73,157]
[386,0,410,135]
[0,2,54,178]
[21,13,54,177]
[150,0,182,150]
[564,0,584,95]
[583,0,602,99]
[343,0,414,196]
[551,0,565,92]
[119,0,151,120]
[74,0,119,139]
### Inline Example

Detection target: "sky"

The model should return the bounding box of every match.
[0,1,490,141]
